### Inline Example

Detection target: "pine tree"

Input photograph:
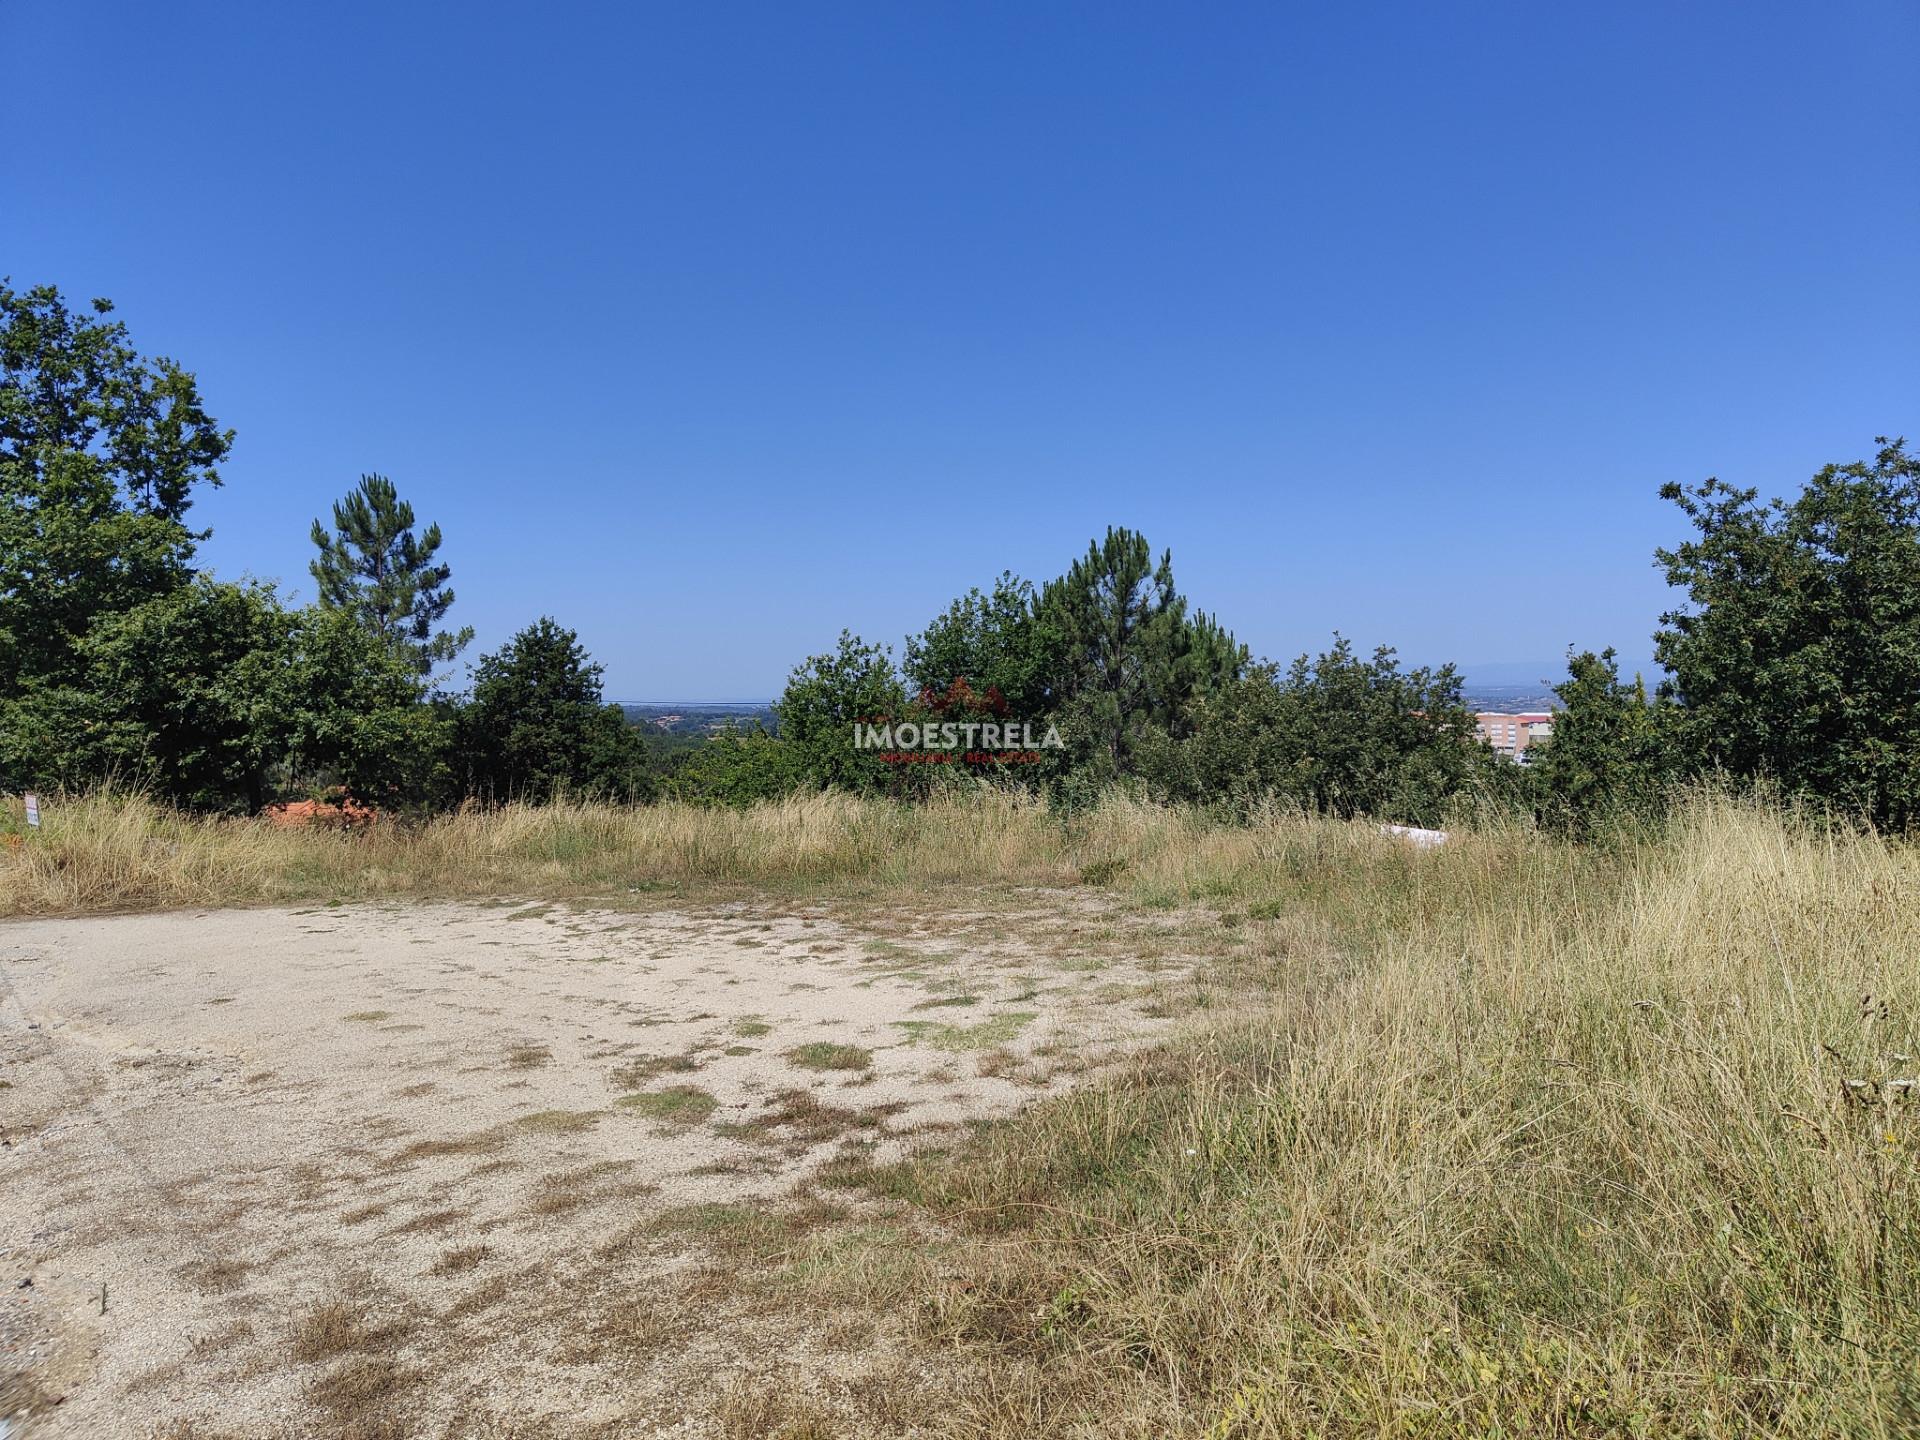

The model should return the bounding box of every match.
[309,474,472,676]
[1039,527,1246,775]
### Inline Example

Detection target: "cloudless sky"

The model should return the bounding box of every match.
[6,1,1915,697]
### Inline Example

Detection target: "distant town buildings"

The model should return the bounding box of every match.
[1475,712,1553,762]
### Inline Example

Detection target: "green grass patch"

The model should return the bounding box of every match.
[615,1085,718,1125]
[650,1199,851,1261]
[892,1011,1037,1051]
[514,1109,602,1135]
[788,1041,874,1072]
[609,1053,699,1087]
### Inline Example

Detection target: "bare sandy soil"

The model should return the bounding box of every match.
[0,895,1189,1439]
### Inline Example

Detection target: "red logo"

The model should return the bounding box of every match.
[916,677,1009,717]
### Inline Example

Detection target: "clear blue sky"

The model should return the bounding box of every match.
[6,2,1914,699]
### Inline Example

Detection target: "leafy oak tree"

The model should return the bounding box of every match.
[75,578,291,810]
[774,631,907,793]
[1654,438,1920,826]
[1528,649,1680,833]
[1144,637,1485,824]
[278,605,451,807]
[0,578,441,812]
[671,724,807,806]
[904,572,1060,719]
[310,473,473,677]
[0,282,232,699]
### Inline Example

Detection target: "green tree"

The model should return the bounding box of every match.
[1528,649,1678,833]
[1039,527,1245,779]
[310,473,473,677]
[672,724,806,806]
[775,631,908,793]
[0,282,232,695]
[87,578,292,811]
[0,578,291,810]
[1654,438,1920,826]
[459,618,648,803]
[278,606,451,808]
[1146,637,1485,824]
[0,578,447,812]
[904,572,1060,719]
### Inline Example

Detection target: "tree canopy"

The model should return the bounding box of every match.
[0,281,232,695]
[903,571,1059,721]
[460,618,649,803]
[1527,650,1678,832]
[310,473,472,677]
[1144,638,1487,825]
[1039,527,1245,779]
[774,631,908,793]
[1651,438,1920,826]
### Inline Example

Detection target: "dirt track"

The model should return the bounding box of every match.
[0,896,1184,1439]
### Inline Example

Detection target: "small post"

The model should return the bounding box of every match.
[98,1281,107,1315]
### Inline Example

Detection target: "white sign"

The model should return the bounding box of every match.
[24,793,40,829]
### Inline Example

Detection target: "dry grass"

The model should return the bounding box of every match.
[387,1131,506,1165]
[0,786,1478,916]
[289,1299,410,1365]
[608,1052,702,1087]
[0,788,1106,915]
[833,793,1920,1438]
[513,1109,602,1136]
[14,788,1920,1436]
[429,1244,491,1275]
[305,1355,420,1440]
[724,1089,906,1151]
[788,1041,875,1072]
[893,1012,1037,1052]
[385,1206,469,1236]
[713,1380,844,1439]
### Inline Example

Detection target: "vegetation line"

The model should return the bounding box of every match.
[0,786,1490,917]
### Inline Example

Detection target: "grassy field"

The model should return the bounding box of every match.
[0,786,1498,917]
[840,795,1920,1439]
[5,790,1917,1437]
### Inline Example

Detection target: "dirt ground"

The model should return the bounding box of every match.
[0,894,1190,1439]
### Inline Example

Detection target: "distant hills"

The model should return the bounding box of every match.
[620,702,777,736]
[1461,683,1559,714]
[1457,657,1660,715]
[621,690,1572,723]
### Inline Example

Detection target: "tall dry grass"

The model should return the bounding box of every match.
[0,787,1514,917]
[0,789,1075,914]
[8,790,1915,1436]
[878,794,1920,1438]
